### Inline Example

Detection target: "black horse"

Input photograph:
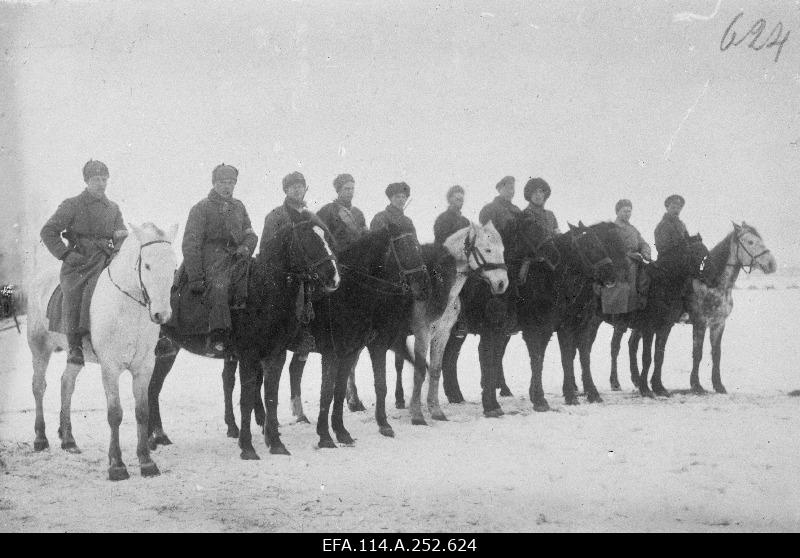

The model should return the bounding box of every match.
[442,220,626,413]
[603,237,709,397]
[267,222,431,449]
[148,212,340,459]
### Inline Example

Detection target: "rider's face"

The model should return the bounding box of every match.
[286,183,307,203]
[85,174,108,198]
[448,192,464,211]
[617,206,632,222]
[337,182,355,204]
[390,193,407,210]
[213,178,237,198]
[666,201,682,217]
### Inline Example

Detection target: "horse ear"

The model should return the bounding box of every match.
[166,223,179,243]
[731,220,742,233]
[128,223,144,242]
[568,222,577,232]
[741,220,748,229]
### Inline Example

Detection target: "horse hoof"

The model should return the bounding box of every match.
[610,382,621,391]
[348,402,366,413]
[318,439,337,449]
[565,396,580,406]
[587,392,603,404]
[108,466,130,481]
[654,388,671,398]
[483,409,503,419]
[296,415,311,424]
[226,425,240,439]
[395,400,406,410]
[640,389,655,399]
[240,449,261,460]
[714,385,727,394]
[269,445,291,456]
[336,434,355,446]
[447,396,465,404]
[411,417,428,426]
[61,442,82,454]
[156,434,173,446]
[499,388,513,397]
[140,462,161,477]
[691,384,707,395]
[33,439,49,452]
[533,400,550,413]
[379,426,395,438]
[431,412,448,421]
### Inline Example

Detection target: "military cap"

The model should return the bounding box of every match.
[83,159,109,181]
[212,164,239,183]
[446,184,464,200]
[524,177,551,202]
[333,173,354,192]
[282,171,307,192]
[495,175,515,191]
[664,194,685,208]
[385,182,411,199]
[615,199,632,213]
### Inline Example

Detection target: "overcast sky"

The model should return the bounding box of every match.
[2,0,799,278]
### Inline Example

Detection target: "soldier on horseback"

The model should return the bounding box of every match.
[317,173,368,252]
[40,160,128,365]
[434,185,471,337]
[654,194,701,322]
[370,182,418,235]
[181,163,258,354]
[522,177,561,238]
[478,176,521,240]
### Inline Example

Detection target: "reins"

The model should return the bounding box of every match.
[107,239,172,310]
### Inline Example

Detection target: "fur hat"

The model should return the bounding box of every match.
[212,163,238,184]
[495,176,515,191]
[333,173,354,192]
[615,199,632,213]
[385,182,411,199]
[83,160,109,181]
[446,185,464,200]
[523,177,551,202]
[664,194,685,208]
[282,171,307,192]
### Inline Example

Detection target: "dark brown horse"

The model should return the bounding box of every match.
[148,212,340,460]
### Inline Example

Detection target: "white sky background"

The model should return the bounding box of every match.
[2,0,799,274]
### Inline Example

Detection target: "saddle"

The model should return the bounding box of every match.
[46,285,67,334]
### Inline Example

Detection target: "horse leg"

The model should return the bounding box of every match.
[132,363,159,477]
[289,352,310,423]
[557,329,580,405]
[317,352,337,447]
[253,358,266,428]
[651,326,672,397]
[345,364,366,413]
[638,330,655,398]
[710,322,727,394]
[426,327,448,422]
[31,340,52,451]
[609,323,625,390]
[690,323,707,394]
[368,344,394,437]
[441,332,466,404]
[58,362,83,453]
[408,332,428,426]
[101,365,129,481]
[222,357,239,438]
[332,353,356,445]
[478,331,499,415]
[496,334,513,397]
[578,326,602,403]
[523,327,551,412]
[261,351,288,456]
[628,329,641,389]
[148,350,177,450]
[393,350,406,409]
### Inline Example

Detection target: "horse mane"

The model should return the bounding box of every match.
[139,222,166,238]
[702,231,734,287]
[340,227,392,269]
[588,221,630,277]
[420,243,457,317]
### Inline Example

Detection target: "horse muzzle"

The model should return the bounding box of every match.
[150,310,172,325]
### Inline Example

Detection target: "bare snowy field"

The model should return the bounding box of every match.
[1,287,799,532]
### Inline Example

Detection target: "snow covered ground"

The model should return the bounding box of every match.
[1,288,799,532]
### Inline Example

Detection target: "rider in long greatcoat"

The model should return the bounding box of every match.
[40,160,128,365]
[316,173,368,253]
[654,194,697,322]
[370,182,418,237]
[181,163,258,353]
[522,177,561,238]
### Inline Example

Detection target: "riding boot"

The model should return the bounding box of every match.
[206,329,228,355]
[67,333,84,366]
[453,318,468,339]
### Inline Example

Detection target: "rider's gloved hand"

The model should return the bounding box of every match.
[188,279,205,294]
[63,251,87,267]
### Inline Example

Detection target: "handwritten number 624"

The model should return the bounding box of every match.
[720,12,790,63]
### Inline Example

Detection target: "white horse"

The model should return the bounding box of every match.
[29,222,178,481]
[688,221,777,394]
[406,221,508,425]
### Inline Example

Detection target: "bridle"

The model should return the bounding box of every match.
[341,232,427,296]
[731,229,771,274]
[107,239,172,310]
[464,228,507,281]
[288,222,338,284]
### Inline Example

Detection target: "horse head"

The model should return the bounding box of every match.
[732,221,777,274]
[127,222,179,324]
[287,214,341,293]
[513,214,561,271]
[384,221,431,301]
[565,221,618,287]
[464,221,508,295]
